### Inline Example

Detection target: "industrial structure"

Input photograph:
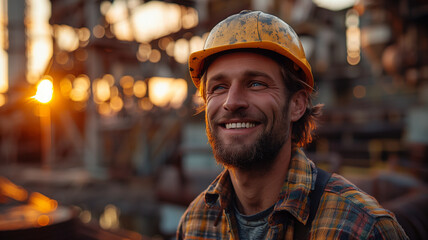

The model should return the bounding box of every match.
[0,0,427,239]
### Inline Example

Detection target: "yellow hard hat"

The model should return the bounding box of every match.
[189,10,313,92]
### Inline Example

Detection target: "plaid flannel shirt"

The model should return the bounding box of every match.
[177,148,409,240]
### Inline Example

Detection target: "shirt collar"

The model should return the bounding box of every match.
[204,147,316,224]
[205,169,234,209]
[274,147,316,225]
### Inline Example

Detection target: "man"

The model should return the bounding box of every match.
[177,10,408,239]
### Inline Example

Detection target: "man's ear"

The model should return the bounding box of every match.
[290,90,308,122]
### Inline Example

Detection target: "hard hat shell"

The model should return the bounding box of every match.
[189,10,313,92]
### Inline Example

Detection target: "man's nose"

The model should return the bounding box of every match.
[223,85,249,112]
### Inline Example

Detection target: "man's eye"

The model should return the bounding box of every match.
[250,82,266,88]
[212,85,226,92]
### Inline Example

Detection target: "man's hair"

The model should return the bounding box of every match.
[195,49,323,147]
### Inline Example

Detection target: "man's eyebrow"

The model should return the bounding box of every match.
[207,73,227,82]
[208,70,273,82]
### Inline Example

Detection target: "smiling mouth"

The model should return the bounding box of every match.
[225,122,257,129]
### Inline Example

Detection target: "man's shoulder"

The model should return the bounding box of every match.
[311,173,409,239]
[323,173,394,218]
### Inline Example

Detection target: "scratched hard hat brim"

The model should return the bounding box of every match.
[188,10,314,92]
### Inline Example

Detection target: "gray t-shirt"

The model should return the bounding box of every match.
[234,202,275,240]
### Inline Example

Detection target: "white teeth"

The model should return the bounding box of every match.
[225,122,255,129]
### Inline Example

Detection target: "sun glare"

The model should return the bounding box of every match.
[34,79,53,103]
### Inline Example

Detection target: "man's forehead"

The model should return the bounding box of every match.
[207,49,284,65]
[206,51,281,78]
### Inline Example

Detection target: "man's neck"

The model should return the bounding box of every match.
[229,141,292,216]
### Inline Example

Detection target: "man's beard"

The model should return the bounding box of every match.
[206,107,290,172]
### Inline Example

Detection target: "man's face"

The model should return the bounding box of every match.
[205,52,292,171]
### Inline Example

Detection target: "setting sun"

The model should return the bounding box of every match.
[34,79,53,103]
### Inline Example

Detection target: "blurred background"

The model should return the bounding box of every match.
[0,0,427,239]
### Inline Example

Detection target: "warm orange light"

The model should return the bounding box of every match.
[174,38,189,64]
[0,2,8,94]
[79,210,92,224]
[190,36,204,53]
[94,78,110,103]
[70,75,90,102]
[60,76,73,98]
[110,96,123,112]
[120,75,134,96]
[0,50,8,93]
[353,85,366,98]
[166,41,175,57]
[137,43,151,62]
[25,0,53,84]
[29,192,58,213]
[131,1,181,43]
[133,80,147,98]
[138,98,153,111]
[148,77,188,108]
[149,49,161,63]
[37,215,50,226]
[0,93,6,107]
[170,78,188,109]
[78,27,91,42]
[34,79,53,104]
[346,9,361,66]
[99,204,120,230]
[93,25,105,38]
[158,37,172,50]
[0,177,28,201]
[98,102,112,116]
[112,19,134,41]
[149,77,172,107]
[54,25,79,52]
[182,7,199,29]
